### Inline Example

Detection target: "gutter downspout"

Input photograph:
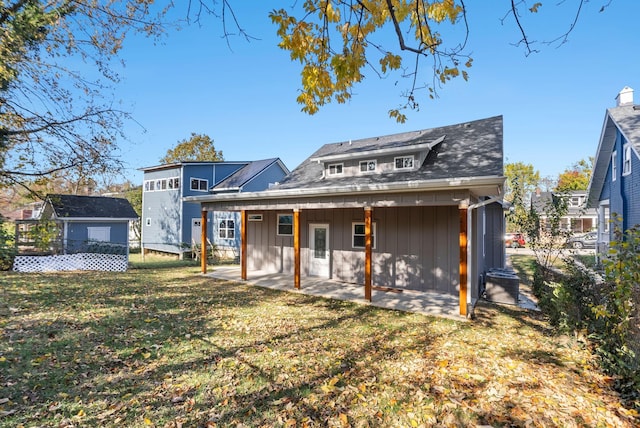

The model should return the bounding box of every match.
[466,194,503,313]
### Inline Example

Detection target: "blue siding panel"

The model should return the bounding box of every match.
[242,163,287,192]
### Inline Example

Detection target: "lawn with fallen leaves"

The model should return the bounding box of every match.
[0,262,637,427]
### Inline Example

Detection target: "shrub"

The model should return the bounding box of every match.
[0,219,16,270]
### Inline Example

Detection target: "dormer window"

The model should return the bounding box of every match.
[328,163,344,176]
[394,156,414,170]
[359,160,377,173]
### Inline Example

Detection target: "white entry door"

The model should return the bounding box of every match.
[191,218,202,244]
[309,224,330,277]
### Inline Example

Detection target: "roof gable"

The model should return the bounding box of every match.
[45,194,138,219]
[587,104,640,207]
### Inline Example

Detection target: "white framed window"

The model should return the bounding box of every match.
[352,222,376,249]
[394,156,414,170]
[248,214,263,222]
[359,160,377,173]
[88,226,110,242]
[623,144,632,176]
[612,151,617,182]
[218,219,235,239]
[328,163,344,176]
[277,214,293,236]
[167,177,180,190]
[190,178,209,191]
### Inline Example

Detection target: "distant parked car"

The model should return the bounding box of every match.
[565,231,597,249]
[505,233,526,248]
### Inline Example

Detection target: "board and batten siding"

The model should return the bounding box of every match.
[245,206,461,294]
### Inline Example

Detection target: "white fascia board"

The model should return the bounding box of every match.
[309,135,446,163]
[51,217,138,222]
[184,175,504,204]
[587,112,617,207]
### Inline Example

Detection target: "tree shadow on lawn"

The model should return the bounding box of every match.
[1,271,448,426]
[2,271,635,427]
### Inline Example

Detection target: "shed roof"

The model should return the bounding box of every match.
[212,158,288,192]
[45,194,138,219]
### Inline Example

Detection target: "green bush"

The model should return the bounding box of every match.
[592,225,640,403]
[533,224,640,409]
[0,219,16,270]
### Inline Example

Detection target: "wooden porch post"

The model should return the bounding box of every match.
[201,209,207,274]
[364,207,372,302]
[459,206,468,317]
[241,210,247,280]
[293,209,301,289]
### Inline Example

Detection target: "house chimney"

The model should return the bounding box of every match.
[616,86,634,106]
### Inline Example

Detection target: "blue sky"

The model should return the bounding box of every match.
[113,2,639,185]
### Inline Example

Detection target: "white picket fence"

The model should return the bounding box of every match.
[13,253,128,273]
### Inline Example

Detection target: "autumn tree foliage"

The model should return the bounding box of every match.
[555,158,593,192]
[160,133,224,164]
[0,0,607,197]
[0,0,168,195]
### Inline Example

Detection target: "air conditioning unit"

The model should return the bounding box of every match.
[484,268,520,305]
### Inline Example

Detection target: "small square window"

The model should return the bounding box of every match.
[328,163,343,176]
[219,219,235,239]
[352,222,376,248]
[359,160,377,173]
[394,156,414,170]
[278,214,293,236]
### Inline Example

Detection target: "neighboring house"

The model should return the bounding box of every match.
[530,189,597,233]
[587,86,640,256]
[40,194,138,255]
[185,116,507,317]
[140,159,289,257]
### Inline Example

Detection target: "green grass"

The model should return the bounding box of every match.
[0,263,637,427]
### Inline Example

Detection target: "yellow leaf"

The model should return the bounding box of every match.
[144,417,152,425]
[339,413,348,426]
[76,409,85,417]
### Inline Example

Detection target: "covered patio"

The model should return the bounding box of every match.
[206,265,468,320]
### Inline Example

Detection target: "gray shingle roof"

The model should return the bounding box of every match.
[276,115,504,190]
[587,104,640,207]
[46,194,138,219]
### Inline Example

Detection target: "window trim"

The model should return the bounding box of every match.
[218,219,235,240]
[394,155,415,170]
[352,221,377,249]
[190,178,209,192]
[612,150,617,182]
[277,213,294,236]
[359,160,377,174]
[87,226,111,242]
[327,163,344,176]
[622,143,632,176]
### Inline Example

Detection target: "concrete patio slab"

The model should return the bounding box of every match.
[204,260,540,320]
[205,266,467,321]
